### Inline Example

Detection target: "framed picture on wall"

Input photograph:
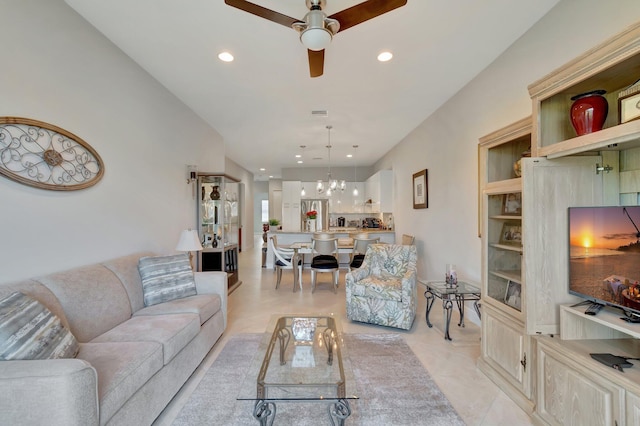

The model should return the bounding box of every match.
[413,169,428,209]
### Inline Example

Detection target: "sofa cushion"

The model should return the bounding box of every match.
[102,252,155,314]
[77,341,163,425]
[134,294,221,325]
[36,264,133,343]
[138,254,197,307]
[0,292,79,360]
[91,313,200,365]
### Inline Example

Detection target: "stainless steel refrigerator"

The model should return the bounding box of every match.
[300,199,329,232]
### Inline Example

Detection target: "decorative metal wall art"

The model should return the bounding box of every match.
[0,117,104,190]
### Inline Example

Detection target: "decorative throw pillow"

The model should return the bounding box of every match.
[138,253,197,307]
[0,292,79,360]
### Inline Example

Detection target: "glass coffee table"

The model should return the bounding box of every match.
[421,280,481,341]
[238,314,358,425]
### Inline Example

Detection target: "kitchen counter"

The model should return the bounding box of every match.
[272,228,393,234]
[265,230,395,269]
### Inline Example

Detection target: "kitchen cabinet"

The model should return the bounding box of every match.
[281,181,301,231]
[365,170,393,213]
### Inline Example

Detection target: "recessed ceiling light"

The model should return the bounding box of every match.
[346,154,353,158]
[259,168,266,171]
[377,51,393,62]
[218,52,234,62]
[297,160,303,164]
[268,175,273,178]
[295,154,302,158]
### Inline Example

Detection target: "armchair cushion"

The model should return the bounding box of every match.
[350,274,403,301]
[0,292,79,360]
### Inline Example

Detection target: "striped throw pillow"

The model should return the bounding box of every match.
[138,254,197,307]
[0,292,79,360]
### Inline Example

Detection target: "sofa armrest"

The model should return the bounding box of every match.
[0,358,99,426]
[194,271,228,328]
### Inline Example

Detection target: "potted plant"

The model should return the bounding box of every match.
[268,218,280,230]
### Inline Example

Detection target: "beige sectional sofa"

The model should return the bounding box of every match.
[0,252,227,426]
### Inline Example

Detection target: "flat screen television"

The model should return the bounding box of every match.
[568,206,640,319]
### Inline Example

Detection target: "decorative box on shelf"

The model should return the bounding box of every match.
[618,78,640,124]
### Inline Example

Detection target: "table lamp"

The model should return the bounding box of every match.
[176,229,203,270]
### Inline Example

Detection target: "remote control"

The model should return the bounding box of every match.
[585,303,604,315]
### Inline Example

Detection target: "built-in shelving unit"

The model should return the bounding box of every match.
[478,117,533,412]
[197,174,241,292]
[478,21,640,426]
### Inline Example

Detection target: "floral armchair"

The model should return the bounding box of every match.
[345,244,418,330]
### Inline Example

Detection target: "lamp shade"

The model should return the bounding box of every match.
[300,27,332,51]
[176,229,203,252]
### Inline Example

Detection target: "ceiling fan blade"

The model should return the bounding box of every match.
[329,0,407,33]
[224,0,301,28]
[308,49,324,78]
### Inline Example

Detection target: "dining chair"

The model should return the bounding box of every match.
[312,231,336,240]
[309,237,339,293]
[269,237,302,292]
[402,234,415,245]
[349,235,379,271]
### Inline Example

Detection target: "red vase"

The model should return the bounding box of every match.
[570,90,608,136]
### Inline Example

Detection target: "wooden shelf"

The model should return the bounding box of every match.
[490,269,522,284]
[561,304,640,340]
[490,214,522,221]
[540,119,640,159]
[490,243,523,253]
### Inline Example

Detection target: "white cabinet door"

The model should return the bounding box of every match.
[627,390,640,426]
[481,305,531,398]
[536,339,624,426]
[365,170,393,213]
[281,181,301,231]
[522,156,603,335]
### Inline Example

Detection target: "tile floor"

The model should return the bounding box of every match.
[154,237,533,425]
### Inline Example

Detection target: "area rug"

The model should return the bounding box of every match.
[172,333,464,425]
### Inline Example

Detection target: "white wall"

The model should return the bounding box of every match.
[253,181,269,232]
[0,0,226,282]
[376,0,640,283]
[225,157,255,250]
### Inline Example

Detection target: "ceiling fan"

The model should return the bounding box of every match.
[224,0,407,78]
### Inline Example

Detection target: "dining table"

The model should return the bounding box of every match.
[287,240,354,289]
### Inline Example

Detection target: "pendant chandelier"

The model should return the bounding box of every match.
[316,125,345,196]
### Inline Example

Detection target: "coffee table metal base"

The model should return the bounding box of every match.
[241,315,356,425]
[253,398,351,426]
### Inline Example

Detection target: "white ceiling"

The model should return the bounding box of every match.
[64,0,560,180]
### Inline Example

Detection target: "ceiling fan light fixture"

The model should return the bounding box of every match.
[300,26,332,51]
[294,9,338,52]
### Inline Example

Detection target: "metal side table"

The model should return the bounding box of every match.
[420,280,481,341]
